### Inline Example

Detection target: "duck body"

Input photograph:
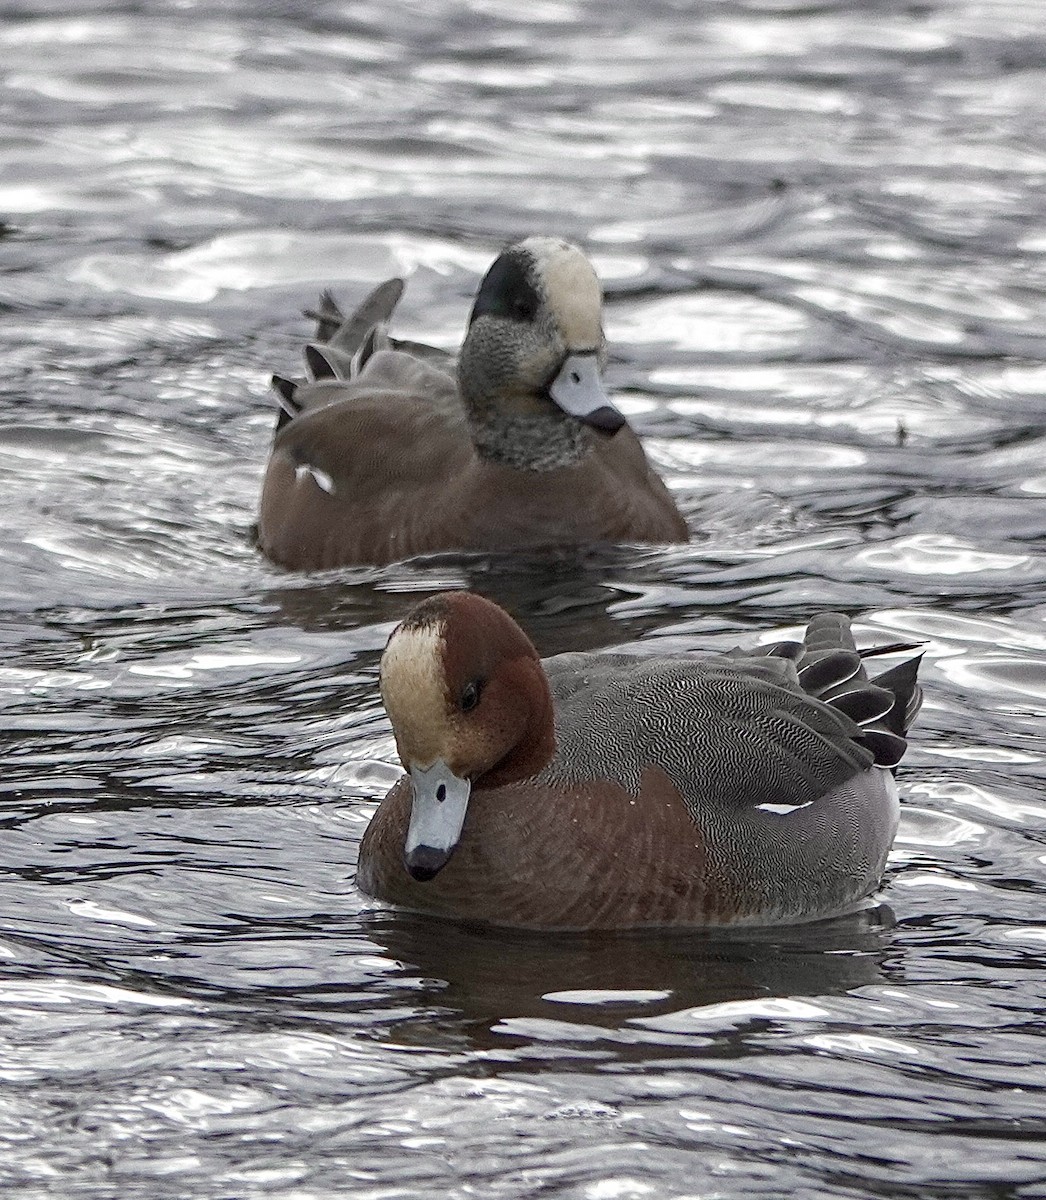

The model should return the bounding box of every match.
[257,238,687,570]
[356,593,923,931]
[259,355,683,568]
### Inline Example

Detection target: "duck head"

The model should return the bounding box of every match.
[458,238,626,468]
[379,592,556,881]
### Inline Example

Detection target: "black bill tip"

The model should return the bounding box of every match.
[404,844,453,882]
[579,405,626,435]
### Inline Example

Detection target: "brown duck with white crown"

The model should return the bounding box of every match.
[257,237,687,569]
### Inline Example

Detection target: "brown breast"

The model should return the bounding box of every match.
[356,767,742,930]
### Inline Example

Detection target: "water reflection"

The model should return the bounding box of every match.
[358,907,897,1052]
[261,549,674,654]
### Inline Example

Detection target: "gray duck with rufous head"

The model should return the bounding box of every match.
[357,592,923,931]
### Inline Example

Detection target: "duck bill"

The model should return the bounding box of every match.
[548,352,625,434]
[403,759,472,882]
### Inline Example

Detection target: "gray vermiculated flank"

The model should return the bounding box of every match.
[535,627,909,922]
[538,613,918,823]
[539,652,872,819]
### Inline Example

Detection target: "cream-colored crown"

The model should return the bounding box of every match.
[379,622,452,767]
[521,237,602,348]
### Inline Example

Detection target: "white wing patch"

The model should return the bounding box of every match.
[294,463,335,494]
[755,801,815,815]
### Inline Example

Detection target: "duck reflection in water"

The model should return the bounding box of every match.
[356,905,899,1053]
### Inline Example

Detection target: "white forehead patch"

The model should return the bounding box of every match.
[523,237,602,348]
[379,622,452,765]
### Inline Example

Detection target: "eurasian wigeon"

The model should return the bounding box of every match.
[356,592,923,930]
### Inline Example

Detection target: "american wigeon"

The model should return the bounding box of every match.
[257,238,688,569]
[356,592,923,930]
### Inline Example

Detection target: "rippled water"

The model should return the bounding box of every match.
[2,0,1046,1196]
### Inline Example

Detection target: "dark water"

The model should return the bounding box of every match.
[2,0,1046,1195]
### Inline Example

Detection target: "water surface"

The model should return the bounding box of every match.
[2,1,1046,1196]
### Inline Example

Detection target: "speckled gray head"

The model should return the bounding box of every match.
[459,237,626,469]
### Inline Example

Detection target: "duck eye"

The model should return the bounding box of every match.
[469,254,541,326]
[512,292,537,321]
[460,680,482,713]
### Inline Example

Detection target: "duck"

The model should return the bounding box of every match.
[257,237,688,569]
[356,592,923,931]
